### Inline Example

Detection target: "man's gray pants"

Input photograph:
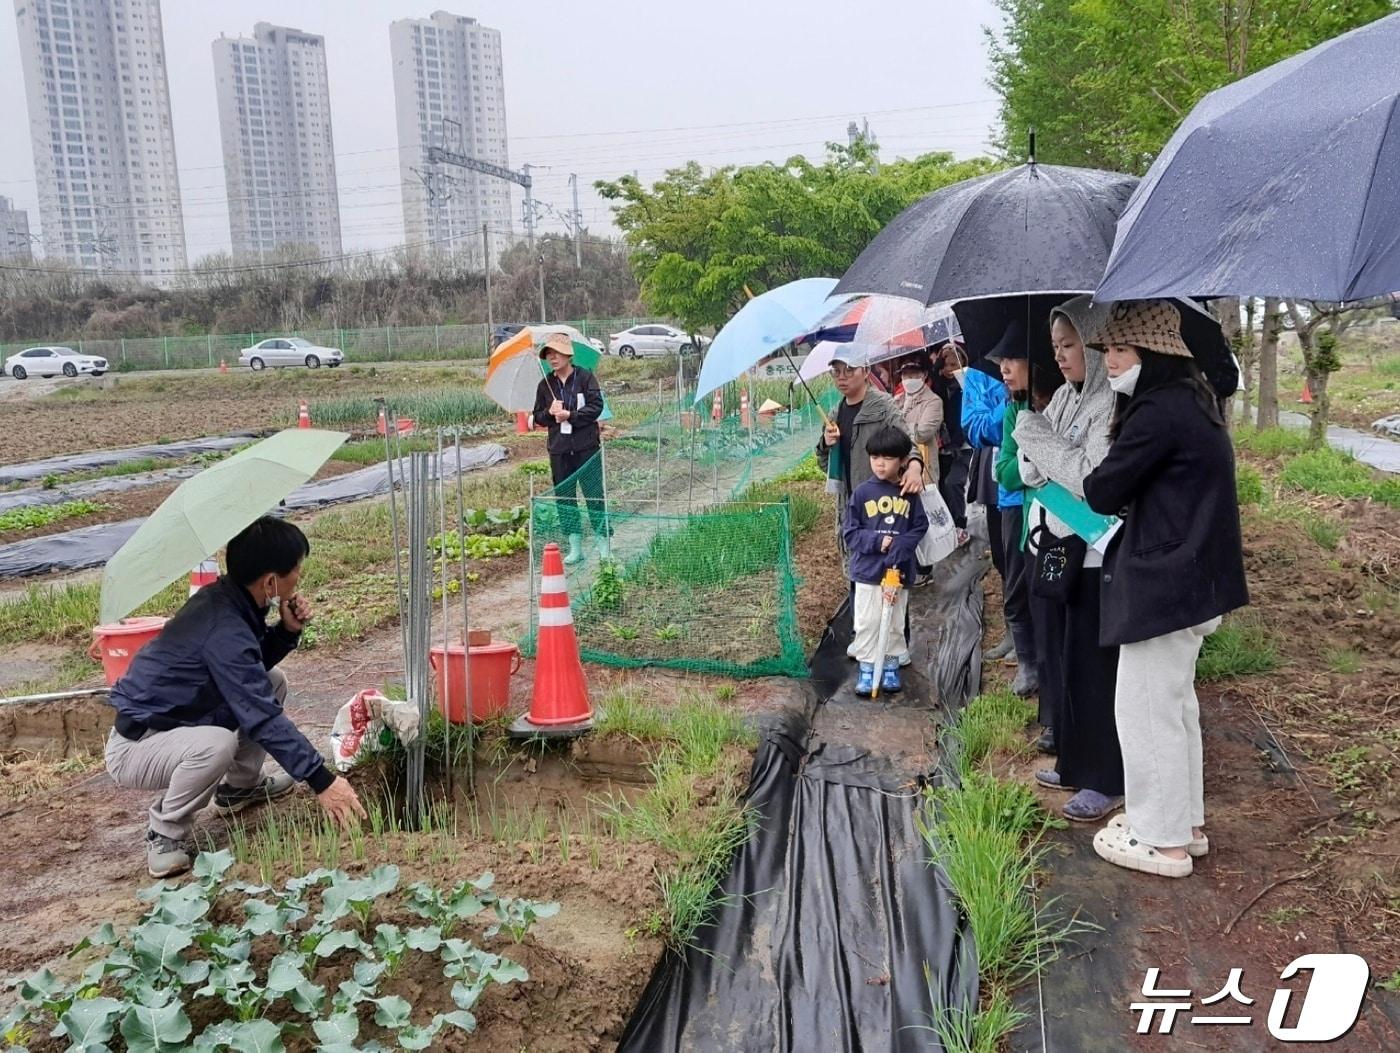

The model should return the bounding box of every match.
[105,667,285,840]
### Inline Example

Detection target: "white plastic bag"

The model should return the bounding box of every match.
[330,689,423,772]
[916,485,958,566]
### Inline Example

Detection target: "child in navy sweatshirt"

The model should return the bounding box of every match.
[842,426,929,696]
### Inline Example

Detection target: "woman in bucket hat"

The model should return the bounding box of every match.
[1082,299,1249,878]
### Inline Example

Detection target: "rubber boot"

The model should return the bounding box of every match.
[985,635,1015,662]
[563,534,584,566]
[596,535,611,560]
[1010,622,1038,697]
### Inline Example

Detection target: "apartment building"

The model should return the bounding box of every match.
[389,11,512,265]
[212,22,342,258]
[14,0,186,280]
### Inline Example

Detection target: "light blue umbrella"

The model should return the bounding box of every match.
[693,278,846,402]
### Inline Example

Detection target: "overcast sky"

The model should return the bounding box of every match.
[0,0,1004,261]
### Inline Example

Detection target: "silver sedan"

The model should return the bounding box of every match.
[238,337,343,371]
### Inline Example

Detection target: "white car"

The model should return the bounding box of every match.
[239,337,343,371]
[607,324,708,358]
[5,345,108,379]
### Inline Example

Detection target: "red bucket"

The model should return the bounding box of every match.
[90,617,168,685]
[429,642,521,724]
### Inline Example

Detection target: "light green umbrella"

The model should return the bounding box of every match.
[99,428,349,623]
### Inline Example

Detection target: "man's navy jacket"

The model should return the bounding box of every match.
[109,576,334,792]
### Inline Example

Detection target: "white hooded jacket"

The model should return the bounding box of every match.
[1013,296,1115,551]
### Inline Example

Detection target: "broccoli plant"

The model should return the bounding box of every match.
[1,851,558,1052]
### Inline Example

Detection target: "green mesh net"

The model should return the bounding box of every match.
[524,379,838,677]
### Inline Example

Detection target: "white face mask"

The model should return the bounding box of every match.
[1108,363,1142,397]
[902,377,924,394]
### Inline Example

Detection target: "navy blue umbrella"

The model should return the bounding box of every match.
[1099,12,1400,303]
[835,162,1139,305]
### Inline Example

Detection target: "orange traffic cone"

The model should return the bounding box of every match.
[510,542,596,738]
[219,359,229,374]
[515,411,531,434]
[711,387,723,423]
[740,388,751,429]
[189,559,219,596]
[298,399,312,428]
[1298,380,1313,404]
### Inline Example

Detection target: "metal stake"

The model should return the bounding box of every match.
[455,430,474,798]
[437,431,451,801]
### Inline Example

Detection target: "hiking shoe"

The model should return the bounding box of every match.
[146,830,194,879]
[880,659,903,694]
[213,772,296,816]
[855,662,876,698]
[1035,769,1073,791]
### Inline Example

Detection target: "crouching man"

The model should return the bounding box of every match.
[105,516,365,877]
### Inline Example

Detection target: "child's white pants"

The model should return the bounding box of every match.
[852,581,908,665]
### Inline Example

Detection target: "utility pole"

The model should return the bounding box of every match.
[537,253,547,323]
[483,223,493,330]
[569,172,582,269]
[522,163,537,250]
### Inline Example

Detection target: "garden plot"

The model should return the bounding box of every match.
[0,684,760,1053]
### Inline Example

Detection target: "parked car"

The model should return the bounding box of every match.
[607,324,708,357]
[489,323,526,351]
[238,337,343,371]
[4,345,108,379]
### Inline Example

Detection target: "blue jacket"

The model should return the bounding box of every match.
[842,477,929,586]
[961,368,1021,509]
[109,576,335,792]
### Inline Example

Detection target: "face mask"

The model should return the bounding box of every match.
[902,377,924,394]
[1108,363,1142,396]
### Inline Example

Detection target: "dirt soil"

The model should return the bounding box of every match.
[0,361,499,465]
[1018,462,1400,1049]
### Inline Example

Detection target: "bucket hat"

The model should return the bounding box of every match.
[1092,300,1192,358]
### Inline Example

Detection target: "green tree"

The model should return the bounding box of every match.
[596,141,999,330]
[988,0,1395,173]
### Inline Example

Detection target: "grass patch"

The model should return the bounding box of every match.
[0,499,105,532]
[1261,906,1309,926]
[1235,463,1265,506]
[1197,617,1278,681]
[1278,447,1400,507]
[1234,425,1311,460]
[767,453,826,484]
[328,435,439,465]
[0,578,187,646]
[40,456,172,486]
[595,689,755,948]
[1327,648,1362,675]
[1300,510,1345,550]
[309,388,502,429]
[954,689,1036,771]
[912,690,1077,1051]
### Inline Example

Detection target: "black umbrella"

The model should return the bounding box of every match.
[1098,12,1400,303]
[835,162,1139,305]
[954,295,1240,400]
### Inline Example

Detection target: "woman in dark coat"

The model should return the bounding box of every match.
[1082,300,1249,880]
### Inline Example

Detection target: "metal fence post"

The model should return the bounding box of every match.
[207,334,213,367]
[120,338,126,365]
[163,336,170,368]
[386,326,393,359]
[434,324,440,358]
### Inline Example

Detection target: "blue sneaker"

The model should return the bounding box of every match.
[880,658,902,694]
[855,662,876,698]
